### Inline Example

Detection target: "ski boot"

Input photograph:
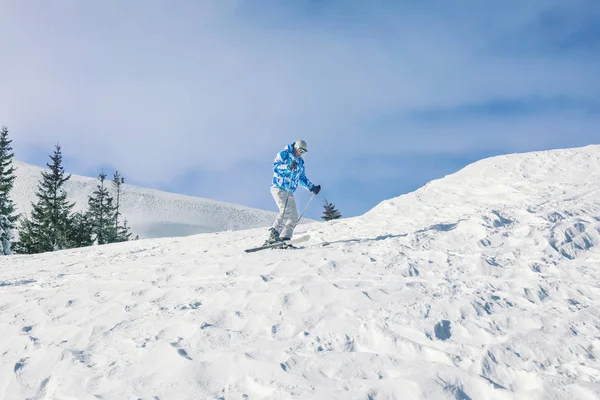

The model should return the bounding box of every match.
[263,228,282,246]
[279,237,298,249]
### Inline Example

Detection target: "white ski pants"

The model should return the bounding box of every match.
[271,187,298,238]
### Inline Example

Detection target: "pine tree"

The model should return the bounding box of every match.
[0,126,19,255]
[117,218,133,242]
[15,144,74,254]
[112,171,124,233]
[0,215,13,255]
[67,211,94,248]
[14,218,38,254]
[110,170,135,242]
[321,198,342,221]
[88,172,117,245]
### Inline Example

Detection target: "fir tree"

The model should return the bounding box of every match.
[110,171,135,242]
[0,126,19,255]
[321,198,342,221]
[112,171,124,232]
[15,144,74,254]
[13,217,37,254]
[67,211,94,248]
[88,172,117,245]
[0,215,13,255]
[117,218,133,242]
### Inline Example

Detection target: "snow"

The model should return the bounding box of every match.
[10,161,277,238]
[1,145,600,399]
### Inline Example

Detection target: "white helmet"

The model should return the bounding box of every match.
[294,139,308,154]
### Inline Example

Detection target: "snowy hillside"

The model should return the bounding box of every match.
[11,161,277,238]
[1,145,600,399]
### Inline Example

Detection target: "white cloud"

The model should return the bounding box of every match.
[0,0,598,187]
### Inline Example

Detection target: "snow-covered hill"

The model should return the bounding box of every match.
[11,161,277,238]
[1,145,600,399]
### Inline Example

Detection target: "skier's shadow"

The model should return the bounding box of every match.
[321,233,408,246]
[319,219,464,246]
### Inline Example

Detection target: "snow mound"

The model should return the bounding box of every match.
[1,145,600,400]
[10,161,276,238]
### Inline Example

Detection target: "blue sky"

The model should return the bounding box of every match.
[1,0,599,220]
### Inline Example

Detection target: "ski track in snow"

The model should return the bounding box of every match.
[1,146,600,399]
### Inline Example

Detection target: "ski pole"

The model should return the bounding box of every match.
[296,193,316,225]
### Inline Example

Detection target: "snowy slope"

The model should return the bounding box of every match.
[1,145,600,400]
[10,161,277,238]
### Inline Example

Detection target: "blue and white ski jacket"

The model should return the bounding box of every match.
[271,143,315,194]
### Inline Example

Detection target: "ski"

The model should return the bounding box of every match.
[244,235,310,253]
[294,241,331,250]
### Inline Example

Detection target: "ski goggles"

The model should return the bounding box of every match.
[297,147,307,155]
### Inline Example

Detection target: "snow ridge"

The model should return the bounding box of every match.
[10,161,276,238]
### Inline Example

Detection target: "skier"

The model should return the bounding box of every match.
[266,139,321,245]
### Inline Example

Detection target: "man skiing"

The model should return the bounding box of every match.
[266,139,321,245]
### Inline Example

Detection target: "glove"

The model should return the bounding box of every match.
[289,160,298,171]
[310,185,321,195]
